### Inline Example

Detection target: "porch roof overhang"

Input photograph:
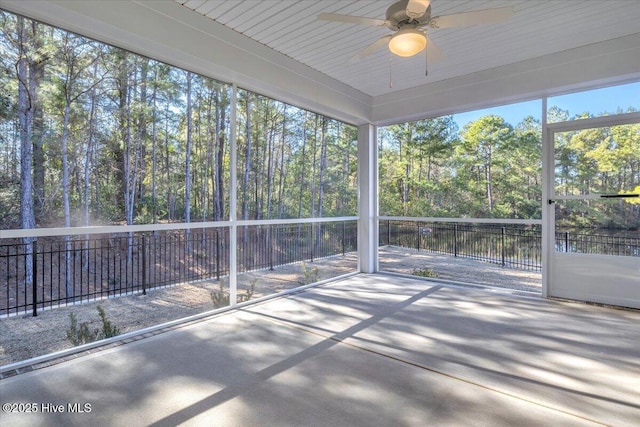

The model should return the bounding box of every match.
[1,0,639,127]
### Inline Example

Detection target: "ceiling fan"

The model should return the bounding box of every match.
[318,0,513,75]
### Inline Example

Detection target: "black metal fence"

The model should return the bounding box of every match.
[3,219,637,316]
[238,222,357,273]
[378,220,639,272]
[555,230,639,256]
[1,228,230,317]
[0,221,358,316]
[379,221,543,271]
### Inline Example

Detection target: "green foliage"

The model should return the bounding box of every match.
[236,92,358,221]
[378,116,459,217]
[66,312,96,346]
[379,113,550,221]
[299,261,318,285]
[0,10,357,229]
[210,280,229,309]
[66,305,121,346]
[554,122,640,227]
[623,186,640,206]
[96,305,121,339]
[0,9,637,231]
[411,268,438,278]
[240,279,257,303]
[210,278,257,308]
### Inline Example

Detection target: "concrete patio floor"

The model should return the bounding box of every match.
[1,274,638,426]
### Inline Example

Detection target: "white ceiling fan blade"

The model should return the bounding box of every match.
[429,6,513,29]
[349,35,392,64]
[425,36,443,64]
[318,13,387,27]
[406,0,430,19]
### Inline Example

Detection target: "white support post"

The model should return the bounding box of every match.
[357,123,378,273]
[229,84,238,305]
[541,96,551,298]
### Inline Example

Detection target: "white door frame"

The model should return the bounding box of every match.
[542,111,640,306]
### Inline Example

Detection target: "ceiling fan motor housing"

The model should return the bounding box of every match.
[386,0,432,30]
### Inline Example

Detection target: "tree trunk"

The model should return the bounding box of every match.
[296,114,309,242]
[297,115,308,220]
[122,63,136,265]
[113,51,129,220]
[214,88,225,222]
[61,100,74,298]
[151,68,158,223]
[16,16,35,291]
[486,147,493,212]
[28,21,45,223]
[164,104,173,220]
[185,72,193,251]
[123,71,134,226]
[340,124,349,215]
[310,115,319,218]
[84,62,99,227]
[316,118,328,249]
[242,92,252,247]
[137,60,148,207]
[277,106,287,218]
[203,88,214,223]
[265,109,276,219]
[83,62,99,269]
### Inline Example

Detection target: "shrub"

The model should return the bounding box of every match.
[211,278,257,308]
[97,305,121,339]
[238,279,257,303]
[211,280,230,308]
[66,305,121,346]
[412,267,438,278]
[66,313,97,346]
[299,261,318,285]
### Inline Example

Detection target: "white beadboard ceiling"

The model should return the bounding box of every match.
[175,0,640,97]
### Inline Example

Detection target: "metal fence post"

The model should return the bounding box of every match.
[501,227,506,267]
[269,225,274,271]
[342,221,346,256]
[32,239,38,317]
[387,220,391,245]
[417,223,420,251]
[310,224,314,263]
[565,232,569,252]
[454,224,458,257]
[216,229,221,280]
[142,234,147,295]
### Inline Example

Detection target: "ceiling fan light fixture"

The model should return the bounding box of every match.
[388,28,426,57]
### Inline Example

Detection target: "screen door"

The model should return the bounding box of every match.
[545,114,640,308]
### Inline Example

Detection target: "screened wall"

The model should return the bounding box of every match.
[0,8,358,365]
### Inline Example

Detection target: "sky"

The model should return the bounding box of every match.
[452,81,640,129]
